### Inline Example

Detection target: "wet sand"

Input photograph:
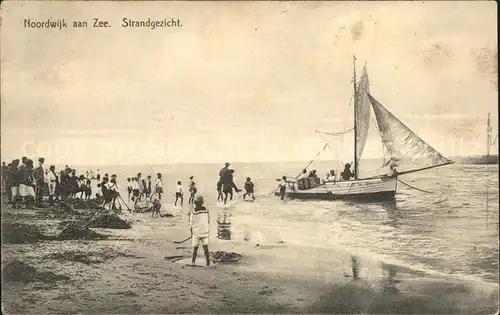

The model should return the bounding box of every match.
[1,200,498,314]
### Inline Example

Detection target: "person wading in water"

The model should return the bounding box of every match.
[188,176,197,205]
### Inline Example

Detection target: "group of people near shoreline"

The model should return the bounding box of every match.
[0,157,100,208]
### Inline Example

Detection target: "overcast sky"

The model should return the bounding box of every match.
[1,1,497,165]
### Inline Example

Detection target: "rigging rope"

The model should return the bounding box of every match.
[315,129,354,136]
[397,178,433,194]
[337,95,354,173]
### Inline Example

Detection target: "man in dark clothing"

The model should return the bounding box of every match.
[33,157,45,206]
[145,175,152,198]
[67,171,79,198]
[6,159,20,206]
[341,163,354,181]
[219,162,231,182]
[308,170,318,178]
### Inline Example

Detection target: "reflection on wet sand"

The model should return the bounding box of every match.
[380,263,400,294]
[351,255,360,280]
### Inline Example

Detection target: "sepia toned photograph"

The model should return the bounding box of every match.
[1,1,498,313]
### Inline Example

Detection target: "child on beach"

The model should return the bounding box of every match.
[243,177,256,200]
[127,177,132,201]
[175,181,184,207]
[216,180,223,202]
[85,178,92,200]
[189,194,210,266]
[155,173,163,200]
[132,177,140,205]
[150,191,161,217]
[188,176,197,205]
[145,175,152,198]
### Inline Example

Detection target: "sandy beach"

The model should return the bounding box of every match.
[2,193,498,314]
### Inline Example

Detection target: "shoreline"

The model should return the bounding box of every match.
[2,202,499,314]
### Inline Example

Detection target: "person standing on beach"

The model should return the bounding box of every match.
[18,160,36,209]
[189,194,211,266]
[175,181,184,207]
[188,176,197,205]
[33,157,45,207]
[132,177,140,206]
[136,173,142,200]
[155,173,163,200]
[150,190,161,217]
[7,159,20,208]
[96,169,101,181]
[46,165,58,205]
[145,175,152,198]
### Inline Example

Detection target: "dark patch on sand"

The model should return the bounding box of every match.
[56,222,108,240]
[44,249,140,264]
[212,251,242,264]
[2,260,70,283]
[2,222,49,244]
[83,212,131,229]
[72,199,101,209]
[165,255,186,262]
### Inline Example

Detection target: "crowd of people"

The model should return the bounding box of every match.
[1,157,100,209]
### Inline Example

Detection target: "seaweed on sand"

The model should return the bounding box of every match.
[44,249,139,264]
[56,222,108,240]
[2,260,70,283]
[82,212,131,229]
[1,222,49,244]
[211,251,242,264]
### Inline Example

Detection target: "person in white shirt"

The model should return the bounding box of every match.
[46,165,58,204]
[132,177,140,205]
[155,173,163,200]
[189,194,210,266]
[175,181,184,207]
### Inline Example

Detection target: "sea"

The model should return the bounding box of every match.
[86,161,499,285]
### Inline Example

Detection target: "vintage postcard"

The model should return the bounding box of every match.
[1,1,498,314]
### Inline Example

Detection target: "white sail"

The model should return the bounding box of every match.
[367,93,453,174]
[355,67,371,163]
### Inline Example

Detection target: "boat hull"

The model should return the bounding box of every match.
[275,177,397,202]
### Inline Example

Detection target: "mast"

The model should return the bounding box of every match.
[353,55,358,179]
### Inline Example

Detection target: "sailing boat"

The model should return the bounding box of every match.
[275,56,454,201]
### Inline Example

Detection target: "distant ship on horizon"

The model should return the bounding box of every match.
[457,113,498,165]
